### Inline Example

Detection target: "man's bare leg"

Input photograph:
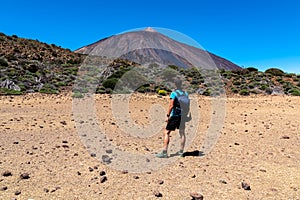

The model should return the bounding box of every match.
[179,129,185,151]
[163,129,171,151]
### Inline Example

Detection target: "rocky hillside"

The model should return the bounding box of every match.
[0,32,84,94]
[0,32,299,96]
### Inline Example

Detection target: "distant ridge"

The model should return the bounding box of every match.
[75,28,241,71]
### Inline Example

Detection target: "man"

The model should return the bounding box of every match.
[156,78,189,158]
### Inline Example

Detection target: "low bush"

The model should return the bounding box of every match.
[239,89,250,96]
[265,68,284,76]
[72,92,84,98]
[102,78,119,89]
[231,87,238,94]
[288,88,300,96]
[39,83,58,94]
[0,88,23,95]
[157,89,167,96]
[203,88,211,96]
[0,58,8,67]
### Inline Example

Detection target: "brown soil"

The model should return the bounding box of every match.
[0,93,299,199]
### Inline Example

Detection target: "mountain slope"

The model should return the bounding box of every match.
[75,28,241,71]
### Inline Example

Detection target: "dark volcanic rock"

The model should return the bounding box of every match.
[153,190,162,197]
[20,173,30,179]
[99,171,106,176]
[190,192,204,200]
[241,181,251,190]
[100,176,107,183]
[2,170,12,177]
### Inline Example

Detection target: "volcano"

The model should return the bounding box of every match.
[75,28,241,71]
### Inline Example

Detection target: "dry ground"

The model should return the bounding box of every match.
[0,93,299,200]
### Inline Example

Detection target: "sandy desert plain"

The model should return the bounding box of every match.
[0,92,299,200]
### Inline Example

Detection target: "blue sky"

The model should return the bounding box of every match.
[1,0,299,73]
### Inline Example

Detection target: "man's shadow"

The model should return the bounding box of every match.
[170,150,205,157]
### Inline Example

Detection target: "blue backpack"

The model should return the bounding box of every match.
[174,90,190,116]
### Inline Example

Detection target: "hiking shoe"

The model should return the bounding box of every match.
[156,151,168,158]
[175,150,184,157]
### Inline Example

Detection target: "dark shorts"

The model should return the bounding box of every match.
[166,116,185,131]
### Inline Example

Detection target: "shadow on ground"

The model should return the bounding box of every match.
[170,150,205,158]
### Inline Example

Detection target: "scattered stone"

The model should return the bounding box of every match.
[241,181,251,190]
[60,121,67,125]
[62,140,68,143]
[20,173,30,179]
[281,135,290,139]
[144,146,150,151]
[90,153,96,157]
[259,169,267,173]
[190,192,203,200]
[191,174,196,178]
[77,171,81,175]
[153,190,162,197]
[219,180,227,184]
[105,149,113,154]
[32,146,38,150]
[44,188,49,193]
[102,155,112,164]
[2,170,12,177]
[234,142,240,145]
[62,144,69,148]
[157,180,164,185]
[13,141,19,144]
[121,170,128,174]
[88,167,94,172]
[15,190,21,195]
[146,158,150,162]
[50,186,61,193]
[133,175,139,179]
[100,176,107,183]
[0,186,8,191]
[99,171,106,176]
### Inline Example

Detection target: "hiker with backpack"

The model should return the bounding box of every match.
[156,78,190,158]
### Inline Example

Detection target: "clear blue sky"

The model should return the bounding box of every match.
[1,0,299,73]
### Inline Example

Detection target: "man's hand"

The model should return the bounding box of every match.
[165,116,169,122]
[165,115,170,122]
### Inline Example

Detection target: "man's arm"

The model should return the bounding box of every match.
[167,99,174,117]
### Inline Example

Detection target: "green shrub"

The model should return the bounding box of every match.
[246,67,258,72]
[54,81,67,87]
[102,78,119,89]
[285,73,295,78]
[239,89,250,96]
[231,87,238,94]
[259,84,269,90]
[203,88,211,96]
[39,84,58,94]
[167,65,179,71]
[157,89,167,96]
[0,58,8,67]
[233,81,241,86]
[288,88,300,96]
[265,68,284,76]
[0,88,22,95]
[276,78,284,84]
[72,92,84,98]
[248,82,255,89]
[250,89,261,94]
